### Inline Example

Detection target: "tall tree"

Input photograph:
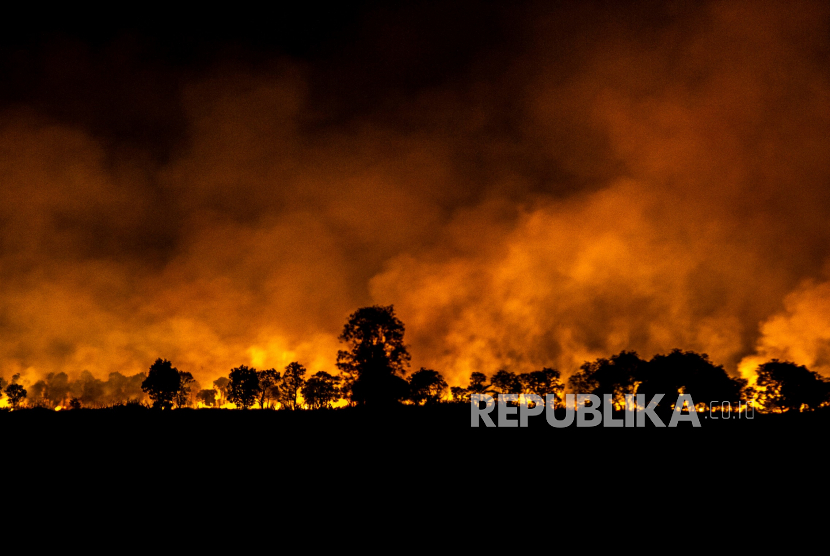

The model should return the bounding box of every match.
[336,305,411,406]
[227,366,260,409]
[142,359,181,410]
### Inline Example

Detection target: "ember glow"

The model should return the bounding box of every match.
[2,1,830,392]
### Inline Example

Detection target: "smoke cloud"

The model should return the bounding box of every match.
[2,0,830,391]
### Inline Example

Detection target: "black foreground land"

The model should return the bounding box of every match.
[3,405,823,504]
[4,404,826,451]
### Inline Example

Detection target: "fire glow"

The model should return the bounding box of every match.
[1,1,830,394]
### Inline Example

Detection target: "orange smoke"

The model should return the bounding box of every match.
[1,1,830,390]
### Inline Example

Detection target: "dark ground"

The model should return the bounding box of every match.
[1,404,819,525]
[3,403,822,464]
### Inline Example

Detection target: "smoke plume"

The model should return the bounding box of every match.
[2,0,829,390]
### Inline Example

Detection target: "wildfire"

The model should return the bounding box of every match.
[1,1,830,403]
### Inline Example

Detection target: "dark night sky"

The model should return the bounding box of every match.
[2,0,830,389]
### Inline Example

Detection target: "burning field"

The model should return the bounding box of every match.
[2,0,830,396]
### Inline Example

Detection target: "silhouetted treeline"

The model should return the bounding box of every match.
[3,305,830,414]
[448,349,830,414]
[0,370,148,409]
[4,349,828,414]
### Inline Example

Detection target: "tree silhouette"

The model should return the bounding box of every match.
[4,383,26,409]
[408,368,448,404]
[467,372,490,396]
[0,376,6,403]
[520,367,564,406]
[141,359,181,410]
[257,368,280,409]
[569,351,645,409]
[640,349,745,410]
[491,370,521,396]
[301,371,341,409]
[336,305,411,406]
[755,359,829,412]
[227,366,260,409]
[175,371,196,408]
[450,386,470,402]
[278,362,307,410]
